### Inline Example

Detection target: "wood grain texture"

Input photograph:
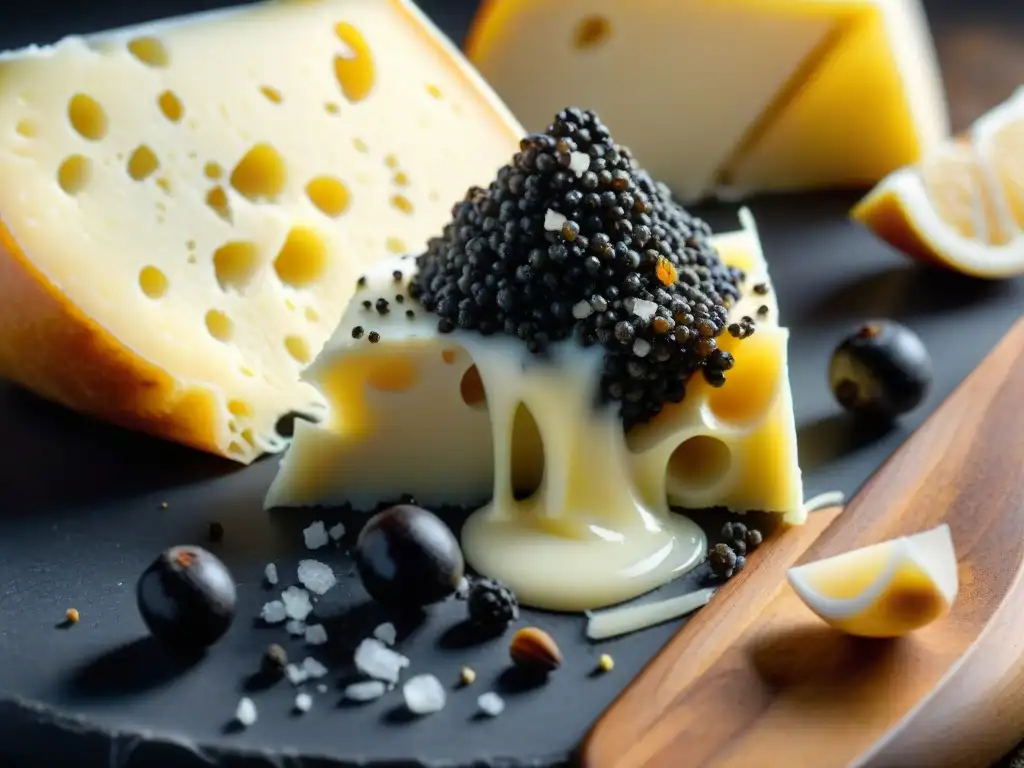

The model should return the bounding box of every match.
[581,314,1024,768]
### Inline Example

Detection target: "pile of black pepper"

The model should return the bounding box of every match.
[410,108,751,428]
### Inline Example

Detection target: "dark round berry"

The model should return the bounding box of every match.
[353,505,464,608]
[745,528,763,550]
[829,320,932,420]
[721,521,747,544]
[467,578,520,632]
[708,543,738,580]
[136,546,236,651]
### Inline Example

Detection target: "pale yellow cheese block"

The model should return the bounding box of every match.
[266,209,803,610]
[465,0,949,201]
[0,0,523,463]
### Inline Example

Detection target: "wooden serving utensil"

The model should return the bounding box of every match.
[580,315,1024,768]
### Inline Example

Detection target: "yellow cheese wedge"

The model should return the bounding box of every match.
[0,0,522,463]
[788,524,958,637]
[465,0,949,201]
[266,209,803,611]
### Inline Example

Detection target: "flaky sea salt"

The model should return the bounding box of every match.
[281,586,313,621]
[544,209,567,232]
[297,559,336,595]
[264,563,278,586]
[354,638,409,684]
[344,680,387,702]
[455,576,471,600]
[235,697,257,727]
[328,522,346,542]
[305,624,329,646]
[572,300,593,320]
[302,657,329,679]
[477,692,505,718]
[568,151,590,177]
[372,622,397,646]
[285,619,306,636]
[403,675,446,715]
[294,693,313,713]
[316,683,328,694]
[260,600,287,624]
[285,663,308,686]
[631,298,658,322]
[632,338,652,358]
[303,521,329,550]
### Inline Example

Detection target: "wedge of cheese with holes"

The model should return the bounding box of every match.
[266,208,802,520]
[0,0,522,463]
[465,0,949,202]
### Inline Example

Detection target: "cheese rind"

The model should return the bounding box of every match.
[266,210,804,610]
[466,0,949,201]
[0,0,523,462]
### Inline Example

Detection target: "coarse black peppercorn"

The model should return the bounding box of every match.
[467,578,520,632]
[368,331,381,343]
[351,326,364,339]
[708,543,739,580]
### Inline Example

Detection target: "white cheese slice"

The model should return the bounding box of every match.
[267,208,802,611]
[0,0,522,463]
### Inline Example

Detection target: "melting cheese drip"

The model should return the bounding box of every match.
[266,208,803,611]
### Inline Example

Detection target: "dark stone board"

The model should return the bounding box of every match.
[2,2,1024,768]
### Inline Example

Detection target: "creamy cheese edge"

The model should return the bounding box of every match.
[266,209,803,611]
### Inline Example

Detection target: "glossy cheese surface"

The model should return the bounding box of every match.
[266,210,803,611]
[0,0,522,462]
[466,0,949,201]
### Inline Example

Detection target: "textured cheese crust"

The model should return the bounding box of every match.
[0,0,523,463]
[266,210,803,521]
[466,0,949,201]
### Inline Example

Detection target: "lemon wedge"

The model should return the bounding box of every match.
[852,87,1024,279]
[787,524,958,638]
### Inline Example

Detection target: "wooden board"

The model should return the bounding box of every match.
[580,315,1024,768]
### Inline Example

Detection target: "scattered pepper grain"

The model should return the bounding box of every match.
[597,653,614,672]
[460,666,477,686]
[65,608,80,624]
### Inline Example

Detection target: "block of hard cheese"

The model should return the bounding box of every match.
[0,0,522,463]
[466,0,949,201]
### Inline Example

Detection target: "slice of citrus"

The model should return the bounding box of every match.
[787,524,958,638]
[852,87,1024,278]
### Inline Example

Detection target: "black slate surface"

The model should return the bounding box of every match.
[1,2,1024,768]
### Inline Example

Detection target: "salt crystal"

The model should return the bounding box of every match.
[372,622,397,646]
[285,663,308,686]
[544,209,567,232]
[297,559,336,595]
[234,697,257,727]
[285,619,306,636]
[294,692,313,713]
[281,586,313,621]
[632,339,652,358]
[264,563,279,586]
[316,683,328,694]
[354,638,410,684]
[302,656,329,679]
[631,299,658,322]
[455,576,470,600]
[260,600,287,624]
[568,151,590,177]
[303,520,329,550]
[572,301,593,320]
[344,680,387,702]
[403,674,446,715]
[477,692,505,718]
[305,624,329,646]
[328,522,346,542]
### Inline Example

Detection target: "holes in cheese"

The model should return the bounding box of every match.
[573,16,612,50]
[393,172,409,187]
[205,186,231,222]
[333,22,375,103]
[510,403,544,499]
[57,155,91,195]
[365,356,418,393]
[228,399,252,418]
[230,143,286,201]
[305,176,350,218]
[305,307,320,323]
[127,144,159,181]
[703,332,783,425]
[259,85,283,104]
[391,194,413,215]
[205,309,234,342]
[67,94,107,141]
[157,90,184,123]
[352,137,369,153]
[459,365,486,408]
[203,161,222,180]
[127,36,169,67]
[16,119,37,138]
[138,265,169,299]
[213,241,261,292]
[426,84,443,100]
[385,237,406,254]
[666,435,732,493]
[274,226,328,288]
[284,335,312,364]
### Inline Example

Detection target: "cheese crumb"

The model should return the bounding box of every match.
[372,622,397,646]
[597,653,614,672]
[354,638,410,684]
[260,600,287,624]
[459,666,476,686]
[305,623,329,646]
[303,520,329,549]
[403,674,446,715]
[234,697,257,727]
[297,559,336,595]
[285,663,308,686]
[344,680,387,702]
[294,692,313,713]
[281,586,313,620]
[285,619,307,636]
[477,692,505,717]
[328,522,346,541]
[264,562,279,586]
[302,656,329,679]
[544,209,567,232]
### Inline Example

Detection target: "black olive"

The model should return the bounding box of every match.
[829,320,932,420]
[136,545,236,651]
[353,505,464,608]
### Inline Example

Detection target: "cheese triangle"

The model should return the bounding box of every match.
[0,0,522,463]
[465,0,948,201]
[266,209,803,611]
